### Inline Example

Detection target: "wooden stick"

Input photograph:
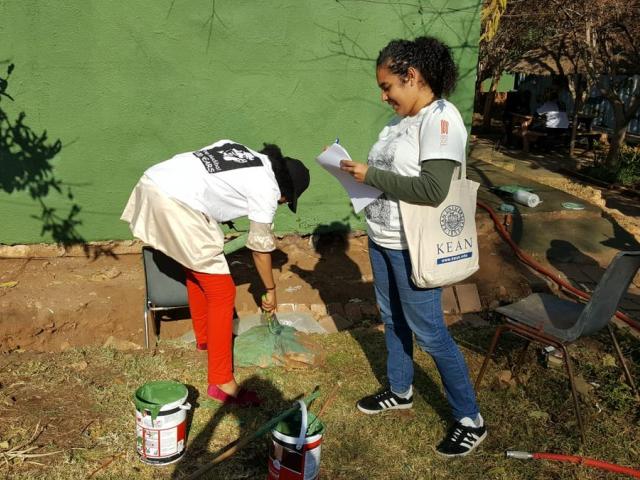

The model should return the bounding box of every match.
[87,452,124,479]
[316,381,341,418]
[9,422,43,453]
[79,420,95,436]
[307,381,341,432]
[184,389,321,480]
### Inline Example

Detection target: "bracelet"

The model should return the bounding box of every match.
[265,286,276,291]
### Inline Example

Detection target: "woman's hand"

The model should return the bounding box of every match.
[261,289,277,312]
[340,160,368,183]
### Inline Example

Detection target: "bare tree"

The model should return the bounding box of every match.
[580,0,640,168]
[481,0,640,168]
[477,1,550,130]
[531,0,640,167]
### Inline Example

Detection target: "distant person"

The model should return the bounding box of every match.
[340,36,486,457]
[121,140,310,406]
[535,90,569,130]
[531,89,569,150]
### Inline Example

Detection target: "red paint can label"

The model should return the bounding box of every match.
[268,429,322,480]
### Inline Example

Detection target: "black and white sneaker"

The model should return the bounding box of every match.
[436,418,487,457]
[356,389,413,414]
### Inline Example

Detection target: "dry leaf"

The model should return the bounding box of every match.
[574,374,593,397]
[602,354,617,368]
[528,410,550,421]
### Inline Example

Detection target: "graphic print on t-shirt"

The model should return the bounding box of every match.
[193,142,263,173]
[365,137,397,228]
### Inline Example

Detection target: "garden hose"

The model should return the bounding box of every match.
[506,451,640,478]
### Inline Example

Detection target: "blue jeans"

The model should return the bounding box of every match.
[368,239,479,421]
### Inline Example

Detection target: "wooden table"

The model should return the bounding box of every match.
[510,113,546,153]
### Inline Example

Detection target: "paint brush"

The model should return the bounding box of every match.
[261,297,283,334]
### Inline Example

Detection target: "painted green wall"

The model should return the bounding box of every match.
[0,0,481,244]
[481,74,516,92]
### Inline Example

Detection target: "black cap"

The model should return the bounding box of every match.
[284,157,310,213]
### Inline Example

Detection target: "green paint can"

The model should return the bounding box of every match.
[268,400,325,480]
[134,381,191,465]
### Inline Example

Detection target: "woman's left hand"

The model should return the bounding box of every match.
[340,160,368,183]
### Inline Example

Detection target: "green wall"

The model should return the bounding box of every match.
[0,0,481,244]
[481,74,516,92]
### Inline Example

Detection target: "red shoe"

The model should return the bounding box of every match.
[207,385,262,407]
[196,342,208,351]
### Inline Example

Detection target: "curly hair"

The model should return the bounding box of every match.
[376,36,458,98]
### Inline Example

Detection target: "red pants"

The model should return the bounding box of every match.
[184,269,236,385]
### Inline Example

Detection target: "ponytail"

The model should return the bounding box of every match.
[376,36,458,97]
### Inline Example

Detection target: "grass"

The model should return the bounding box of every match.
[0,323,639,479]
[583,143,640,188]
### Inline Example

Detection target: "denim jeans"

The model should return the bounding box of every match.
[368,239,479,420]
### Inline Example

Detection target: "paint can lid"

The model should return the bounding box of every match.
[562,202,585,210]
[134,381,188,420]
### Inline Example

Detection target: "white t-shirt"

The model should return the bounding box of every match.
[365,99,466,250]
[144,139,280,224]
[536,101,569,129]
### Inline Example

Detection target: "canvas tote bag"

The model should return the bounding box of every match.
[399,161,480,288]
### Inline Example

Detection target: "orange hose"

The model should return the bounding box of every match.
[507,451,640,478]
[477,199,640,332]
[532,452,640,478]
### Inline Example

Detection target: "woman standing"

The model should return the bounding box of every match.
[122,140,309,406]
[340,37,486,457]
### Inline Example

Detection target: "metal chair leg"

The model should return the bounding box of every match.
[475,324,507,391]
[608,324,640,400]
[150,309,159,347]
[560,344,585,443]
[144,303,150,349]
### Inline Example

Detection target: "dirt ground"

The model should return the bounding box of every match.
[1,182,639,479]
[0,214,543,479]
[0,213,534,354]
[468,132,640,243]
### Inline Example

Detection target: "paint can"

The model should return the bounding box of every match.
[134,381,191,465]
[268,400,325,480]
[512,189,541,208]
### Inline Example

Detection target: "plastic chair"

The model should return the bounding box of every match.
[142,246,189,348]
[475,250,640,442]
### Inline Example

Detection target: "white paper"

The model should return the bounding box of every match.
[315,143,382,213]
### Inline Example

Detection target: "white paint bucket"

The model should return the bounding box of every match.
[134,381,191,465]
[268,400,325,480]
[512,189,541,208]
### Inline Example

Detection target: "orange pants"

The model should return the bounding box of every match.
[184,269,236,385]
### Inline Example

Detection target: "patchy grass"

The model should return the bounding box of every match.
[0,323,639,479]
[583,144,640,189]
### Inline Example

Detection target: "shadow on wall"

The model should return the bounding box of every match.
[315,1,480,89]
[0,63,114,257]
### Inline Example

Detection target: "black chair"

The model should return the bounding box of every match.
[475,251,640,442]
[142,246,189,348]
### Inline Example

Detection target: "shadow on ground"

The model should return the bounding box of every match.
[171,376,292,479]
[291,223,453,423]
